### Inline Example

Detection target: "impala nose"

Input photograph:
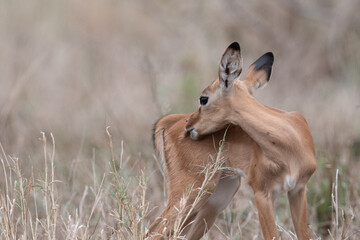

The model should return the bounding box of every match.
[189,129,199,140]
[185,128,199,140]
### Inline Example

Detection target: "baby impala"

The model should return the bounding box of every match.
[146,42,316,240]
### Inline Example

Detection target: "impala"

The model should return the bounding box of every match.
[147,42,316,240]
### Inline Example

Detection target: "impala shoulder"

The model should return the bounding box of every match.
[287,111,309,126]
[285,112,313,139]
[287,111,316,154]
[288,111,304,118]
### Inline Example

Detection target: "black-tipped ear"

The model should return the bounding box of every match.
[243,52,274,94]
[251,52,274,82]
[228,42,240,51]
[219,42,242,88]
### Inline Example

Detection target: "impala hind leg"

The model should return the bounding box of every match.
[182,175,241,240]
[146,194,203,239]
[146,174,220,239]
[254,191,278,240]
[146,203,179,239]
[181,201,218,240]
[288,187,310,240]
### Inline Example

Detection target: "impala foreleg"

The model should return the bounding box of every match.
[288,186,310,240]
[254,191,278,240]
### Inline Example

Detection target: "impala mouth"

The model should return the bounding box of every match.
[185,127,193,132]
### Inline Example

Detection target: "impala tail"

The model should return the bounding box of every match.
[152,117,165,161]
[152,114,186,175]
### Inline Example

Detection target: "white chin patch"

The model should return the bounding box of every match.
[190,129,199,140]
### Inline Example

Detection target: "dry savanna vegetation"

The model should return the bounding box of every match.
[0,0,360,239]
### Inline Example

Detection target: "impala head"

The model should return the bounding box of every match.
[185,42,274,140]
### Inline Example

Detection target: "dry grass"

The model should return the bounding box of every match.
[0,0,360,239]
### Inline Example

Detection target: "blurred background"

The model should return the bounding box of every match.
[0,0,359,239]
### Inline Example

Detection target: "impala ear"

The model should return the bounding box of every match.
[244,52,274,94]
[219,42,242,89]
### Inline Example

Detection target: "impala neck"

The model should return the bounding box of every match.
[228,82,298,157]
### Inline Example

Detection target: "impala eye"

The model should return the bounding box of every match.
[199,96,209,106]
